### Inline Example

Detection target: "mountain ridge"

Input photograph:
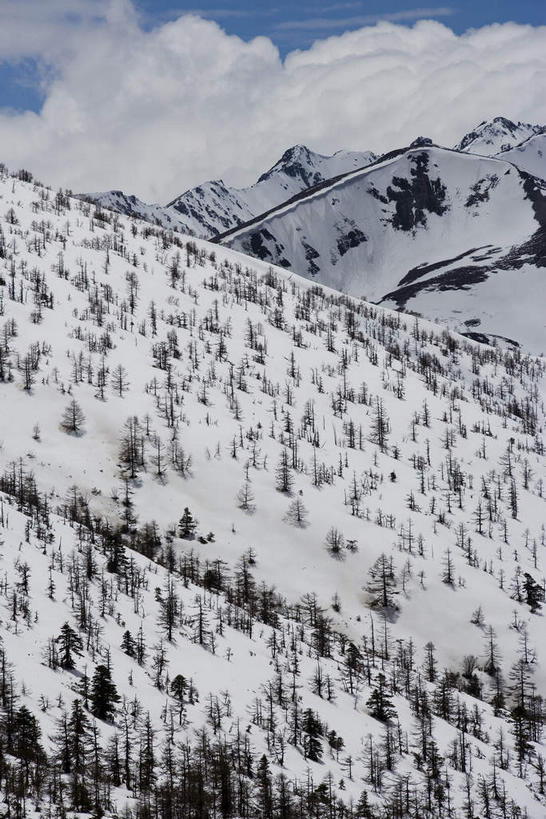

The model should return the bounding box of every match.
[83,145,377,239]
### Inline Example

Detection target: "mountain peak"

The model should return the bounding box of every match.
[456,116,543,155]
[257,144,319,185]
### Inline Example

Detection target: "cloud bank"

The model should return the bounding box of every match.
[0,0,545,202]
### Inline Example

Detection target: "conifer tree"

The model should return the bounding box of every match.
[178,506,197,539]
[301,708,323,761]
[67,698,92,810]
[56,622,83,670]
[275,448,293,494]
[366,673,396,722]
[90,664,120,722]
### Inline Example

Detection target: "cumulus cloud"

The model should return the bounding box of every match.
[0,0,545,202]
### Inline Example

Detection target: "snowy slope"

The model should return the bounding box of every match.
[83,145,376,239]
[0,163,545,818]
[495,132,546,180]
[456,116,544,156]
[219,145,546,351]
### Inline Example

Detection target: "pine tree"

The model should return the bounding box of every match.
[90,664,120,721]
[275,447,293,493]
[301,708,323,761]
[523,572,544,612]
[255,754,274,819]
[56,622,83,670]
[170,674,189,725]
[10,705,45,783]
[121,630,136,657]
[366,673,396,722]
[67,698,92,810]
[178,506,197,539]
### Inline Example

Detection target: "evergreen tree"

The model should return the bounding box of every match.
[255,754,274,819]
[178,506,197,539]
[90,664,120,722]
[10,705,45,784]
[67,698,92,810]
[56,622,83,670]
[301,708,323,762]
[121,630,136,657]
[170,674,190,724]
[523,572,544,612]
[275,448,293,494]
[366,673,396,722]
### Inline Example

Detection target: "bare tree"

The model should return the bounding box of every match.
[60,398,85,434]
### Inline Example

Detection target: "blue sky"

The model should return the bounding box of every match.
[1,0,544,112]
[136,0,545,48]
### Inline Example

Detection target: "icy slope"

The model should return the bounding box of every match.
[219,145,546,350]
[0,163,545,818]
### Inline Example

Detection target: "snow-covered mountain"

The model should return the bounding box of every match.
[82,122,546,348]
[83,145,377,238]
[219,143,546,351]
[456,116,544,156]
[0,161,545,819]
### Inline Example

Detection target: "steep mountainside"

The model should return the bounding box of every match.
[84,146,376,238]
[0,163,545,819]
[219,145,546,351]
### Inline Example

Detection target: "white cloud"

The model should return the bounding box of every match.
[0,0,545,203]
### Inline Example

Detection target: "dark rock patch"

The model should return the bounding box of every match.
[386,153,448,231]
[337,228,367,257]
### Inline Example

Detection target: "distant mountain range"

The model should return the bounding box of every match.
[81,117,546,350]
[83,145,377,237]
